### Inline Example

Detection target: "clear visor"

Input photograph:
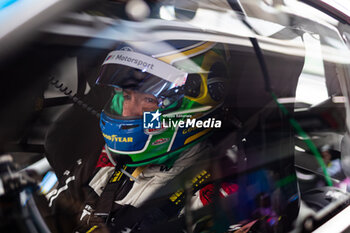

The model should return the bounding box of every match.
[103,88,163,117]
[97,50,187,89]
[97,63,176,95]
[97,65,186,118]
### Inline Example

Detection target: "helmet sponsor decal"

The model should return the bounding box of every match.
[182,127,197,134]
[102,50,187,86]
[152,138,170,146]
[102,133,133,142]
[144,124,166,135]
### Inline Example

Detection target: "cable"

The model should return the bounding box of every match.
[49,76,100,118]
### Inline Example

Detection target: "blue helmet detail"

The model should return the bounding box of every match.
[100,112,149,152]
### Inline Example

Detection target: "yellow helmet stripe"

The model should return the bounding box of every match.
[184,128,212,145]
[158,41,216,64]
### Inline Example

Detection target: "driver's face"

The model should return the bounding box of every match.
[122,89,158,117]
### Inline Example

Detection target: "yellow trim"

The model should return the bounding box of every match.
[158,42,216,64]
[110,165,127,183]
[186,50,225,105]
[184,128,211,145]
[110,171,122,183]
[86,225,98,233]
[130,165,147,181]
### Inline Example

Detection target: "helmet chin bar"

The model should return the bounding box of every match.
[105,144,140,183]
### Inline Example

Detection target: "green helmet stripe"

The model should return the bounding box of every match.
[126,133,210,167]
[110,91,124,115]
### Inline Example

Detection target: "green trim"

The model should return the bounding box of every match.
[181,97,203,109]
[271,92,332,186]
[125,133,209,167]
[275,174,297,188]
[211,46,224,57]
[173,55,205,73]
[191,54,205,67]
[110,91,124,115]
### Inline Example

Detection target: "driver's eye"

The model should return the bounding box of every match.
[145,97,157,103]
[124,94,131,100]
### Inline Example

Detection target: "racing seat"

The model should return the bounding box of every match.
[44,50,112,179]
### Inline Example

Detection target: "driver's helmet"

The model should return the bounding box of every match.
[96,40,229,167]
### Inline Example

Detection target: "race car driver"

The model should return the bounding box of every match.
[38,40,232,233]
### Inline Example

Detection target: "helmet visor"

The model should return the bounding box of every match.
[103,88,161,117]
[97,50,187,90]
[97,50,188,117]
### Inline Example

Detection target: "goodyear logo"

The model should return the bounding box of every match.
[103,133,133,142]
[182,127,197,134]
